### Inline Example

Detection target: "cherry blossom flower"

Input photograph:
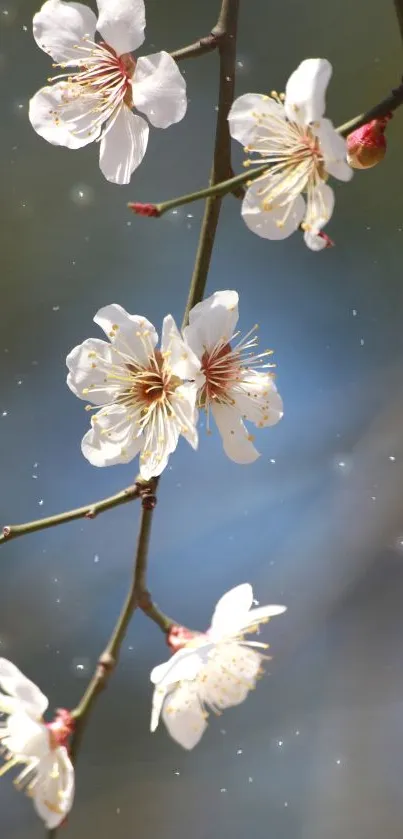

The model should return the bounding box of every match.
[150,584,286,749]
[184,290,283,464]
[29,0,187,184]
[0,659,74,829]
[228,59,353,249]
[66,304,201,479]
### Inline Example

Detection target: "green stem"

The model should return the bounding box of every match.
[155,165,267,217]
[0,484,141,546]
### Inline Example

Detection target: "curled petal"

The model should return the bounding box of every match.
[29,84,101,149]
[33,748,75,829]
[238,604,287,631]
[93,303,157,366]
[132,52,187,129]
[211,404,260,464]
[161,314,201,382]
[99,107,149,184]
[314,118,353,181]
[304,230,331,251]
[284,58,332,126]
[184,291,239,357]
[0,659,48,717]
[304,182,334,234]
[96,0,146,55]
[170,383,199,451]
[66,338,118,405]
[242,180,305,241]
[161,682,208,750]
[228,93,285,146]
[210,584,254,638]
[33,0,97,63]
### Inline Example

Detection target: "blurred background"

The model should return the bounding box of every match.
[1,0,403,837]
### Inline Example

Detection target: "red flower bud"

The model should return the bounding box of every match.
[128,202,160,217]
[347,114,392,170]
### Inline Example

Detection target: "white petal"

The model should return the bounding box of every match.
[170,383,199,450]
[242,181,305,241]
[81,415,143,467]
[139,406,181,480]
[3,713,50,759]
[238,604,287,631]
[132,52,187,129]
[66,338,118,405]
[33,748,74,829]
[210,584,253,639]
[201,644,261,708]
[161,683,207,749]
[232,372,283,428]
[93,303,157,366]
[184,291,239,357]
[304,182,334,234]
[0,659,48,716]
[96,0,145,55]
[33,0,97,63]
[29,84,101,149]
[228,93,285,146]
[313,118,353,181]
[211,403,260,464]
[303,230,329,251]
[99,107,149,184]
[284,58,332,126]
[161,314,201,381]
[150,648,207,688]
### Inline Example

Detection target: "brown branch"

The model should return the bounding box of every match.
[171,32,221,63]
[0,483,142,546]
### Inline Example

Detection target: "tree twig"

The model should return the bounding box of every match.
[0,484,142,546]
[171,32,221,63]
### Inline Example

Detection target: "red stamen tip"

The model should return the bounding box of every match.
[128,202,160,218]
[318,232,335,248]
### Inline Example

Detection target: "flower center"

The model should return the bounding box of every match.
[46,709,74,750]
[126,350,179,413]
[200,343,241,405]
[50,39,136,139]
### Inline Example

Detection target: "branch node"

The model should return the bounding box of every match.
[2,526,11,539]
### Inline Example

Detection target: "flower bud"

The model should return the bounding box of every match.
[347,114,392,170]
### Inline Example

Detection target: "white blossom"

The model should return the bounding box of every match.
[0,659,74,829]
[29,0,187,184]
[150,584,286,749]
[184,290,283,464]
[228,59,353,248]
[66,304,201,478]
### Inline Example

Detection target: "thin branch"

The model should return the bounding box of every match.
[0,484,142,546]
[171,32,221,63]
[337,82,403,136]
[394,0,403,42]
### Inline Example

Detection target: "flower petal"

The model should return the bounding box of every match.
[284,58,332,126]
[304,182,334,234]
[228,93,285,146]
[184,291,239,357]
[132,51,187,129]
[33,0,97,63]
[303,230,329,251]
[161,314,201,382]
[93,303,157,366]
[99,107,149,184]
[66,338,118,405]
[200,644,261,708]
[81,414,143,467]
[242,180,305,241]
[161,682,208,749]
[3,713,50,759]
[29,84,101,149]
[151,648,207,688]
[170,383,199,450]
[314,118,353,181]
[0,659,48,716]
[139,405,181,480]
[238,604,287,631]
[232,372,283,428]
[33,748,74,829]
[210,584,254,638]
[96,0,145,55]
[211,403,260,464]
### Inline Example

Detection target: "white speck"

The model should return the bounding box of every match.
[295,730,300,736]
[54,578,58,583]
[336,759,341,765]
[220,729,226,735]
[173,770,180,776]
[360,338,365,346]
[338,461,346,468]
[38,499,44,506]
[56,598,61,604]
[278,740,283,747]
[270,458,276,464]
[236,749,243,755]
[76,664,84,671]
[17,380,22,386]
[94,554,100,563]
[284,801,289,808]
[52,305,60,312]
[186,213,194,219]
[225,75,231,81]
[237,60,244,68]
[220,788,227,793]
[352,309,358,316]
[116,808,120,815]
[32,474,38,479]
[371,495,376,501]
[248,776,253,783]
[252,598,259,605]
[22,24,27,31]
[2,411,7,417]
[128,645,133,651]
[389,455,396,461]
[2,9,8,16]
